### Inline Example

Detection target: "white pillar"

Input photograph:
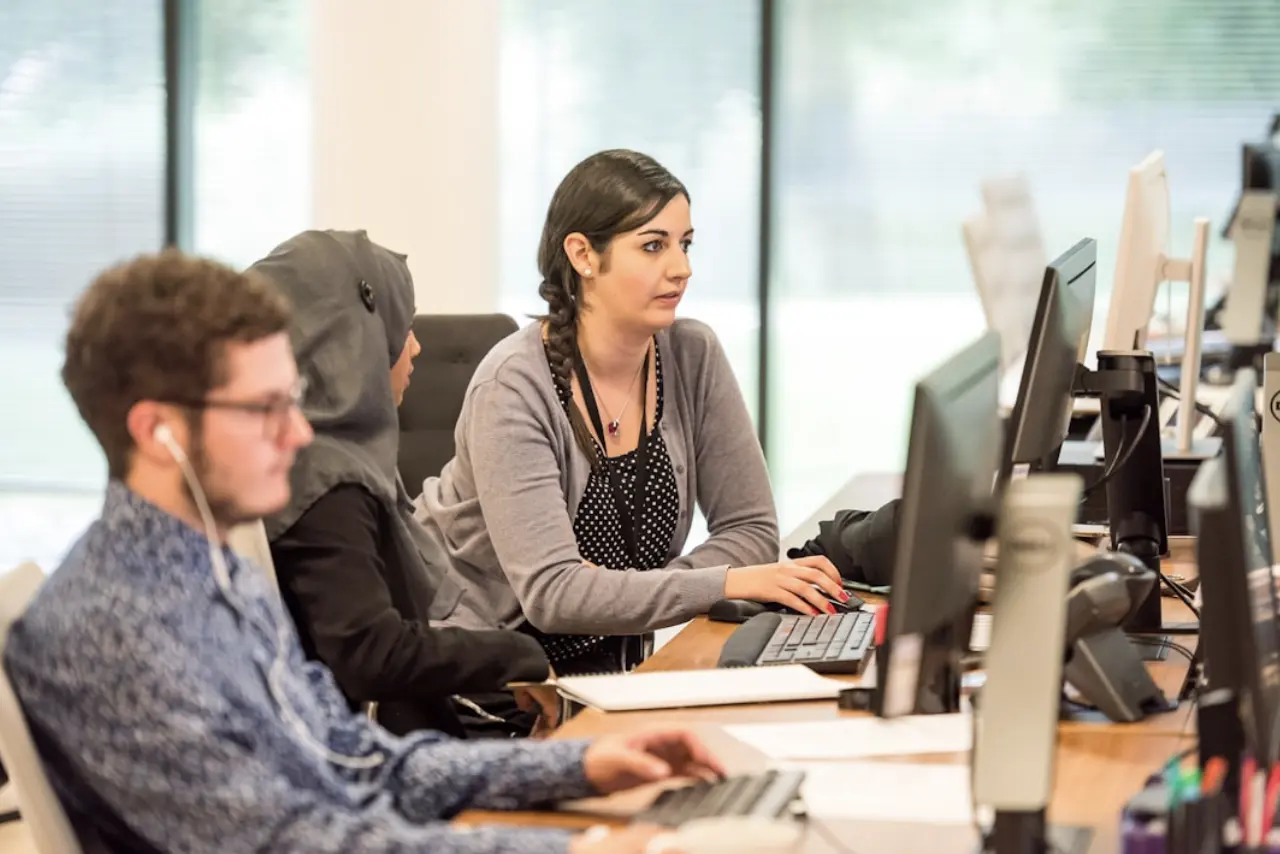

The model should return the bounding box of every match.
[311,0,500,313]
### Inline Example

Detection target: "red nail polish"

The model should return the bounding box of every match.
[839,591,851,602]
[826,603,837,614]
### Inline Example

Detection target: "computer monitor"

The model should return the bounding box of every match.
[963,174,1049,373]
[1103,151,1171,352]
[1243,142,1280,277]
[1218,190,1277,348]
[999,238,1097,483]
[874,331,1002,718]
[1189,368,1280,766]
[1245,142,1280,194]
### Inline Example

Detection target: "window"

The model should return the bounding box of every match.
[0,0,165,568]
[769,0,1280,528]
[497,0,764,416]
[191,0,310,267]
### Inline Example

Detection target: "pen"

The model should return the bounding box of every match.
[1264,763,1280,837]
[1202,756,1228,796]
[1242,756,1256,845]
[1250,766,1266,847]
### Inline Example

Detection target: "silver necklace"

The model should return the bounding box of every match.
[593,350,648,440]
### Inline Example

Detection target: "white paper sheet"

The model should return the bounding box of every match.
[724,713,972,761]
[785,761,975,824]
[555,665,845,712]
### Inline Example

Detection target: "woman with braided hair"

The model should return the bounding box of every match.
[414,149,849,675]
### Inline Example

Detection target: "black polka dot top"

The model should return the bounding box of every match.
[533,340,681,669]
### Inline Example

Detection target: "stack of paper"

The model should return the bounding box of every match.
[785,761,975,824]
[723,713,972,760]
[554,665,845,712]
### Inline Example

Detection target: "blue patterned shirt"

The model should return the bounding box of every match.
[5,482,594,853]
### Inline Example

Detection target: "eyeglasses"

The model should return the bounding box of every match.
[165,377,308,443]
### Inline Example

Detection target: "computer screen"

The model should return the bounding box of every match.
[1243,142,1280,258]
[874,331,1002,717]
[999,237,1097,482]
[1245,142,1280,191]
[1189,368,1280,764]
[1103,151,1170,352]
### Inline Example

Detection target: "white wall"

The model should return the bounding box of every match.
[311,0,501,313]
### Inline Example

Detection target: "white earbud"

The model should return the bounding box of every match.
[154,423,192,465]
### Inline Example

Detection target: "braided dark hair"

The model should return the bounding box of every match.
[537,149,688,470]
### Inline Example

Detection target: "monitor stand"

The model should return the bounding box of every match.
[1160,435,1221,462]
[1073,353,1198,653]
[977,809,1091,854]
[1117,537,1198,665]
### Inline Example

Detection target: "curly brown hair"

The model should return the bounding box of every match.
[62,248,292,479]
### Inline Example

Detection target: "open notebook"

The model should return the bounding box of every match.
[554,665,846,712]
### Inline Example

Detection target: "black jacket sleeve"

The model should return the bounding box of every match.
[269,484,550,704]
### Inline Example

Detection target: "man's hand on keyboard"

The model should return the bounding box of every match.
[569,825,679,854]
[724,555,848,615]
[584,729,726,795]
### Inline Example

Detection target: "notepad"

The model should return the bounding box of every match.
[784,761,975,824]
[553,665,846,712]
[723,713,972,760]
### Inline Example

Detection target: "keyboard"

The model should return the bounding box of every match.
[717,611,875,674]
[634,770,807,828]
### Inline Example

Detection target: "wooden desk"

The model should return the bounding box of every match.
[464,603,1197,853]
[461,472,1204,851]
[467,728,1190,854]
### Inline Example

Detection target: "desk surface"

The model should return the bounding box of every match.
[465,472,1202,853]
[469,614,1194,853]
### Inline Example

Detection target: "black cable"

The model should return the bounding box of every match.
[1129,635,1198,665]
[1081,404,1154,499]
[1156,571,1201,620]
[1156,375,1227,431]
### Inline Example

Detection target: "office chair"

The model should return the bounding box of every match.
[0,562,83,854]
[397,313,518,491]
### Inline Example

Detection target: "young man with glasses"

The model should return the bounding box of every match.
[4,250,722,854]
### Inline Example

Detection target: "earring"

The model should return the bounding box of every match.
[582,268,592,277]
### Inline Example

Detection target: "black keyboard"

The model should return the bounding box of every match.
[634,770,806,828]
[717,611,875,674]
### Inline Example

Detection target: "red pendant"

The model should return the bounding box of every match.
[607,420,620,437]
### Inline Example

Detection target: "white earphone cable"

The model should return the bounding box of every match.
[155,425,385,771]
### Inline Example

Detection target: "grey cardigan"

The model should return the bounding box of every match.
[413,318,779,636]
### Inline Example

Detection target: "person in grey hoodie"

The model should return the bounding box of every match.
[415,150,849,675]
[256,230,552,737]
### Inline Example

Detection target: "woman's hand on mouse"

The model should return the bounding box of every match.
[723,556,848,615]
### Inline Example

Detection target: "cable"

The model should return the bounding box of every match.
[1156,571,1201,620]
[1156,375,1227,431]
[1081,404,1154,499]
[156,426,385,772]
[1129,635,1198,666]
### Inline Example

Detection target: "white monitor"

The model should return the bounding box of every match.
[1103,151,1171,352]
[1220,190,1279,346]
[962,174,1048,372]
[1099,150,1214,458]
